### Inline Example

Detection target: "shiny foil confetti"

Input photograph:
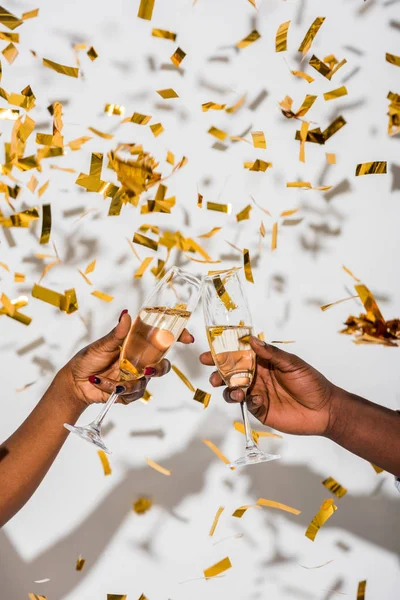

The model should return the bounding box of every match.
[193,388,211,408]
[202,102,226,111]
[243,249,254,283]
[198,227,221,238]
[137,0,155,20]
[206,201,231,213]
[357,580,367,600]
[276,21,290,52]
[208,126,228,141]
[87,46,98,61]
[326,152,336,164]
[170,47,186,66]
[251,131,266,149]
[146,457,171,476]
[134,257,153,278]
[28,595,47,600]
[209,506,224,536]
[320,295,357,312]
[298,17,325,54]
[75,556,86,571]
[371,463,384,474]
[323,86,348,101]
[202,439,234,469]
[305,499,337,541]
[0,6,23,29]
[157,88,179,99]
[32,284,78,314]
[150,122,164,137]
[91,290,114,302]
[355,161,387,176]
[42,58,79,78]
[236,204,252,222]
[271,222,278,251]
[212,276,237,310]
[107,596,127,600]
[203,556,232,578]
[291,70,314,83]
[385,53,400,67]
[236,30,261,49]
[98,450,112,475]
[104,104,125,116]
[133,497,152,514]
[233,421,282,440]
[256,498,301,515]
[322,477,348,498]
[152,28,176,40]
[39,204,51,244]
[133,233,158,251]
[172,364,196,392]
[22,8,39,20]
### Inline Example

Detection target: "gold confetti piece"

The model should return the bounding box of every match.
[357,581,367,600]
[87,126,114,139]
[225,95,246,114]
[342,265,360,282]
[233,421,282,441]
[78,270,92,285]
[127,112,152,126]
[326,152,336,164]
[276,20,290,52]
[87,46,98,61]
[251,131,266,149]
[204,556,232,579]
[386,53,400,67]
[108,595,127,600]
[298,17,325,54]
[2,42,18,64]
[0,6,23,29]
[157,88,179,99]
[91,290,114,303]
[320,295,357,312]
[28,595,47,600]
[104,104,125,116]
[209,506,224,536]
[371,463,384,474]
[0,107,19,120]
[291,70,315,83]
[355,161,387,176]
[322,477,348,498]
[138,0,155,20]
[146,457,171,476]
[152,28,176,40]
[22,8,39,20]
[299,120,308,163]
[208,126,228,141]
[166,150,175,164]
[305,499,337,541]
[193,388,211,408]
[300,560,334,570]
[202,102,226,112]
[248,0,256,7]
[206,201,231,213]
[0,262,8,271]
[202,438,234,469]
[133,232,158,251]
[39,204,51,245]
[213,276,237,311]
[0,207,39,228]
[355,284,385,323]
[0,31,19,42]
[198,227,221,238]
[309,55,331,78]
[296,95,318,118]
[172,364,195,392]
[248,159,273,172]
[32,284,78,314]
[133,497,152,514]
[42,58,79,78]
[232,505,261,518]
[271,222,278,251]
[236,204,252,222]
[256,497,301,515]
[170,47,186,67]
[243,248,254,283]
[236,29,260,49]
[98,450,112,475]
[138,595,148,600]
[134,257,153,278]
[150,122,164,137]
[83,260,96,275]
[324,86,348,101]
[280,208,299,217]
[75,556,85,571]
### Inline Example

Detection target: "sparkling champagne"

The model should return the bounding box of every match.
[120,306,191,380]
[206,325,255,388]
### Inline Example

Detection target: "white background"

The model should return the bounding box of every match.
[0,0,399,598]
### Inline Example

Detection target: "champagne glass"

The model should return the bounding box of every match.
[65,267,201,453]
[202,268,280,468]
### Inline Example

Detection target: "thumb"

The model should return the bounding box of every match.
[93,311,132,354]
[249,336,298,371]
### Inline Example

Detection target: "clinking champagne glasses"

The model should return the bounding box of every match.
[202,268,280,468]
[64,267,201,453]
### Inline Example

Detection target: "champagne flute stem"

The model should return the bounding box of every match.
[240,399,257,450]
[91,392,119,429]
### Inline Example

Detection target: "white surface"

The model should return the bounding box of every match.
[0,0,399,598]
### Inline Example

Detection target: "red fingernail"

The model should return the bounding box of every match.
[144,367,156,377]
[118,309,128,322]
[190,334,195,343]
[89,375,101,384]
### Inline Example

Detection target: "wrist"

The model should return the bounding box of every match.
[324,385,355,442]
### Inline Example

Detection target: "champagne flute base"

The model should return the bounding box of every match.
[228,447,280,469]
[64,423,111,454]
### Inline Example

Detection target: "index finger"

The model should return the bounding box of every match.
[177,328,195,344]
[199,351,215,366]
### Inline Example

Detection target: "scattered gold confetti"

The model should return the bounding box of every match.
[172,364,195,392]
[256,497,301,515]
[236,30,260,49]
[133,497,152,514]
[233,421,282,441]
[236,204,252,222]
[276,21,290,52]
[371,463,384,474]
[209,506,224,536]
[0,6,23,29]
[357,580,367,600]
[322,476,348,498]
[104,104,125,116]
[98,450,112,475]
[202,102,226,111]
[324,86,348,101]
[22,8,39,20]
[193,388,211,408]
[91,290,114,302]
[225,95,246,113]
[202,439,234,469]
[133,233,158,251]
[137,0,155,20]
[326,152,336,164]
[298,17,325,54]
[134,257,153,278]
[152,28,176,40]
[387,91,400,136]
[251,131,266,149]
[386,53,400,67]
[2,42,18,64]
[32,284,78,314]
[87,46,98,61]
[320,295,357,312]
[146,457,171,476]
[39,204,51,245]
[204,556,232,579]
[232,505,261,518]
[291,70,315,83]
[157,88,179,99]
[87,126,114,139]
[206,201,231,213]
[305,499,337,541]
[28,595,47,600]
[243,248,254,283]
[170,47,186,67]
[75,556,85,571]
[107,596,127,600]
[149,122,164,137]
[271,222,278,251]
[198,227,221,238]
[355,161,387,176]
[208,126,228,141]
[42,58,79,78]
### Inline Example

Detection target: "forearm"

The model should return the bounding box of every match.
[327,386,400,476]
[0,370,85,527]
